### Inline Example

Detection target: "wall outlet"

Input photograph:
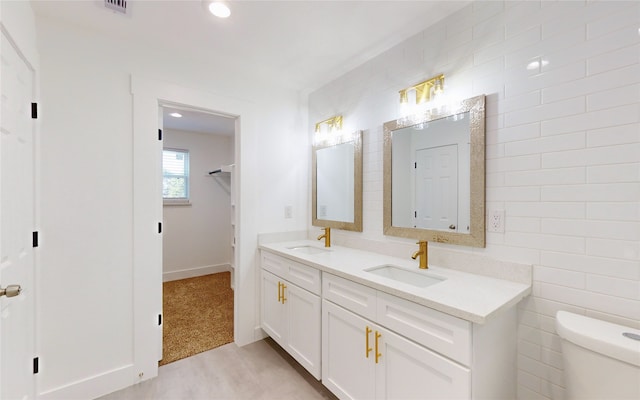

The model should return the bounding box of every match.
[488,209,505,233]
[284,205,293,219]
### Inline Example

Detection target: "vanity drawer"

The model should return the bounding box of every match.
[261,251,321,295]
[261,251,289,278]
[323,272,377,321]
[377,291,471,366]
[287,260,321,296]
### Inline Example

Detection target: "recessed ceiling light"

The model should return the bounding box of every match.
[169,112,182,118]
[209,2,231,18]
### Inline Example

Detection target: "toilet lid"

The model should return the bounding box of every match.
[556,311,640,367]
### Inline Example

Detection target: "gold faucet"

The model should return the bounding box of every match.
[317,227,331,247]
[411,241,428,269]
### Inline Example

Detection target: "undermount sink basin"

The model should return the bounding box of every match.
[365,265,445,288]
[287,246,330,255]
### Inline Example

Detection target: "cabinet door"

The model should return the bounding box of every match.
[322,300,376,400]
[261,270,287,346]
[375,325,471,400]
[286,284,321,379]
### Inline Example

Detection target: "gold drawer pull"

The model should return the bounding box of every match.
[277,281,282,303]
[375,331,382,364]
[365,326,372,358]
[281,283,287,304]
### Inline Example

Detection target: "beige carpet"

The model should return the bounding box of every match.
[160,272,234,366]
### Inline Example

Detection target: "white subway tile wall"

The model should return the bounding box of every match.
[309,1,640,399]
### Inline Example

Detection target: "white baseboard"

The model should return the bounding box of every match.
[163,263,231,282]
[254,326,268,342]
[38,364,134,400]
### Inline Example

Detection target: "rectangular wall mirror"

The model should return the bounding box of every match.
[312,130,363,232]
[383,95,485,247]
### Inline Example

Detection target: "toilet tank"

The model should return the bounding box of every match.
[556,311,640,400]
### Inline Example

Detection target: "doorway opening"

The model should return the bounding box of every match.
[158,104,236,365]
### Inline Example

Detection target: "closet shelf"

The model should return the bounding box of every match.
[208,164,234,175]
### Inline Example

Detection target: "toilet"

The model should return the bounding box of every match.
[556,311,640,399]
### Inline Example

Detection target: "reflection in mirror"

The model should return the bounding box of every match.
[383,95,485,247]
[312,131,363,232]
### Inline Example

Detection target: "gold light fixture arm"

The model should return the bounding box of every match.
[398,74,445,104]
[315,115,343,133]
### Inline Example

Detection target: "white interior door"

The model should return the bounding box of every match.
[415,145,458,231]
[0,29,37,399]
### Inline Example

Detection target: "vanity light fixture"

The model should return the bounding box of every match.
[398,74,445,105]
[315,115,343,134]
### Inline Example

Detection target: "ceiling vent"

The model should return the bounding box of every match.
[104,0,127,14]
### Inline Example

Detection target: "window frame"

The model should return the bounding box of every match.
[162,147,191,205]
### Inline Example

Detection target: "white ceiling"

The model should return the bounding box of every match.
[31,0,468,133]
[162,106,236,136]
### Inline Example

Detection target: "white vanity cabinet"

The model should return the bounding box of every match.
[260,251,322,379]
[259,246,521,400]
[322,272,516,400]
[322,273,470,399]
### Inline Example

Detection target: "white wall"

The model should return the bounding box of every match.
[34,14,308,399]
[309,2,640,399]
[162,129,233,280]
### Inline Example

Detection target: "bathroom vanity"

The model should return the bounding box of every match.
[259,241,531,400]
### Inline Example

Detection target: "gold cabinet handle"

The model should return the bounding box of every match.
[375,331,382,364]
[281,283,287,304]
[277,281,282,303]
[365,326,372,358]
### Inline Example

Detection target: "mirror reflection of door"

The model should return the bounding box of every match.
[390,112,471,233]
[415,145,458,231]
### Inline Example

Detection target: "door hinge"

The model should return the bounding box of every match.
[32,231,39,248]
[414,162,417,169]
[31,103,38,119]
[158,222,162,234]
[158,129,162,141]
[414,211,417,218]
[33,357,39,374]
[158,314,162,326]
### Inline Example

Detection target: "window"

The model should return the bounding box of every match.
[163,149,189,202]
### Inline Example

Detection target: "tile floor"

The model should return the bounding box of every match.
[99,338,337,400]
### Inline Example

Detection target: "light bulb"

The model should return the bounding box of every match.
[209,2,231,18]
[434,79,444,95]
[399,90,409,104]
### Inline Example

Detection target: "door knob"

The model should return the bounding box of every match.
[449,224,456,230]
[0,284,21,298]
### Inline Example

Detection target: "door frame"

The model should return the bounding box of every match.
[157,101,237,360]
[131,76,261,382]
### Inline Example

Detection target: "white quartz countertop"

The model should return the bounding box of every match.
[259,240,532,324]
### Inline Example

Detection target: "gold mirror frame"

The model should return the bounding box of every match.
[312,131,363,232]
[383,95,486,247]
